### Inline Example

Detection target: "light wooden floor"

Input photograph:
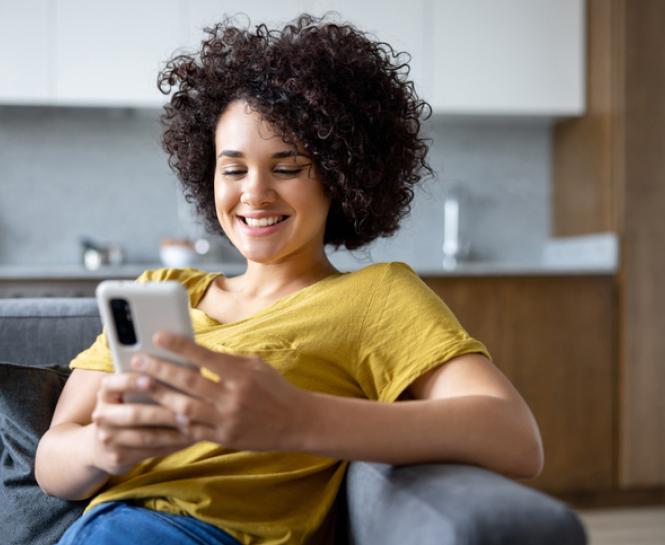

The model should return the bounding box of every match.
[577,506,665,545]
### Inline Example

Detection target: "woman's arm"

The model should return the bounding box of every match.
[134,334,544,480]
[35,369,112,500]
[35,368,193,500]
[296,353,544,478]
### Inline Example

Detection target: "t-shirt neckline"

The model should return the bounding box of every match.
[192,270,345,327]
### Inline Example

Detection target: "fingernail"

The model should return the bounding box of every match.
[176,413,189,427]
[154,332,171,346]
[136,376,151,389]
[132,356,145,369]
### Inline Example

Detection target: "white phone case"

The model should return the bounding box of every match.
[96,280,196,403]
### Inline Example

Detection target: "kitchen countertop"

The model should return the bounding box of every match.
[0,260,617,280]
[0,234,619,279]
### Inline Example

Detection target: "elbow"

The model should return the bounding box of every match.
[510,429,545,480]
[509,401,545,479]
[34,433,76,500]
[530,435,546,478]
[34,438,52,496]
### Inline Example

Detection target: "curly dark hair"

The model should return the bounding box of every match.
[158,12,433,250]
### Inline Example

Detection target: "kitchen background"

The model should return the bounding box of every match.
[3,1,665,543]
[1,0,610,276]
[0,106,553,270]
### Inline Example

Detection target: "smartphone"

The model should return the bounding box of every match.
[96,280,196,403]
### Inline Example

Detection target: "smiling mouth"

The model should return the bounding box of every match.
[238,215,290,227]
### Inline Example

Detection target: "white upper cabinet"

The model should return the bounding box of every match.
[0,0,52,103]
[298,0,429,106]
[0,0,585,115]
[299,0,584,116]
[182,1,304,51]
[430,0,586,115]
[53,0,184,107]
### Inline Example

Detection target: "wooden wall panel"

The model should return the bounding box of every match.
[553,0,665,487]
[619,0,665,487]
[552,0,619,236]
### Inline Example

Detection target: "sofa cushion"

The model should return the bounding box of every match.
[0,362,86,545]
[0,298,101,368]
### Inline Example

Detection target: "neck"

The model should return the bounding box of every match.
[236,250,339,299]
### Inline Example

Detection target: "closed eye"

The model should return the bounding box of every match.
[221,169,303,177]
[275,169,303,176]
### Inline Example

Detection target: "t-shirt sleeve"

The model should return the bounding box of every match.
[356,262,491,403]
[69,268,173,373]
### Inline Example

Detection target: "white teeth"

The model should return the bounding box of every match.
[243,216,284,227]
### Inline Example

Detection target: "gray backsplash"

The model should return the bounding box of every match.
[0,107,551,270]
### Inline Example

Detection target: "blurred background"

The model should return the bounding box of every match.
[1,1,664,543]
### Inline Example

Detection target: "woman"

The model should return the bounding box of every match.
[35,13,543,545]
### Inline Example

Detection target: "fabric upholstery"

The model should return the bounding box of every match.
[0,362,86,545]
[345,462,587,545]
[0,297,100,368]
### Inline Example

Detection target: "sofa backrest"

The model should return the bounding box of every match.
[0,298,101,368]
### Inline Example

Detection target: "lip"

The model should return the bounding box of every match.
[236,215,290,237]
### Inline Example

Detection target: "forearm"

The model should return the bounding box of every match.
[295,393,544,479]
[35,423,110,500]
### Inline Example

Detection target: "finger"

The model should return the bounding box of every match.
[92,401,180,429]
[152,331,243,376]
[96,425,192,450]
[98,372,154,403]
[131,356,221,400]
[146,382,219,427]
[177,422,218,444]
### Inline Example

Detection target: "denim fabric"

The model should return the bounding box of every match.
[56,501,242,545]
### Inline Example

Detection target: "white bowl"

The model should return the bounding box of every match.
[159,245,197,268]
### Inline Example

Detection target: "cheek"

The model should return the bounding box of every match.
[310,188,332,223]
[214,180,238,213]
[213,181,240,233]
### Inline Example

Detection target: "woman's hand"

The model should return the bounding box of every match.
[90,373,193,475]
[128,331,310,453]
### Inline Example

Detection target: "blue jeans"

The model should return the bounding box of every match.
[56,501,242,545]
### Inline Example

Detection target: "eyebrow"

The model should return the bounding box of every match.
[217,150,308,159]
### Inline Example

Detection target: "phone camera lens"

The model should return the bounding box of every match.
[110,298,138,345]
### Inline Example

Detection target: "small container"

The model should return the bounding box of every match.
[80,237,124,270]
[160,239,198,268]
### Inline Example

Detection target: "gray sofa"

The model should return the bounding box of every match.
[0,297,587,545]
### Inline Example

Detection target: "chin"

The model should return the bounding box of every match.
[238,248,286,264]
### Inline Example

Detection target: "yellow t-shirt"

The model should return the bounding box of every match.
[70,261,490,545]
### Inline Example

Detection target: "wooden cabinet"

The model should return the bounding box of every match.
[424,274,617,495]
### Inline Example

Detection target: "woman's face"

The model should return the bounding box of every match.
[213,100,331,266]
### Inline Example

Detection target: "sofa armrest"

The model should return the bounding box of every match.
[343,462,586,545]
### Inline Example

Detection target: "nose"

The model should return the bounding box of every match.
[240,169,277,207]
